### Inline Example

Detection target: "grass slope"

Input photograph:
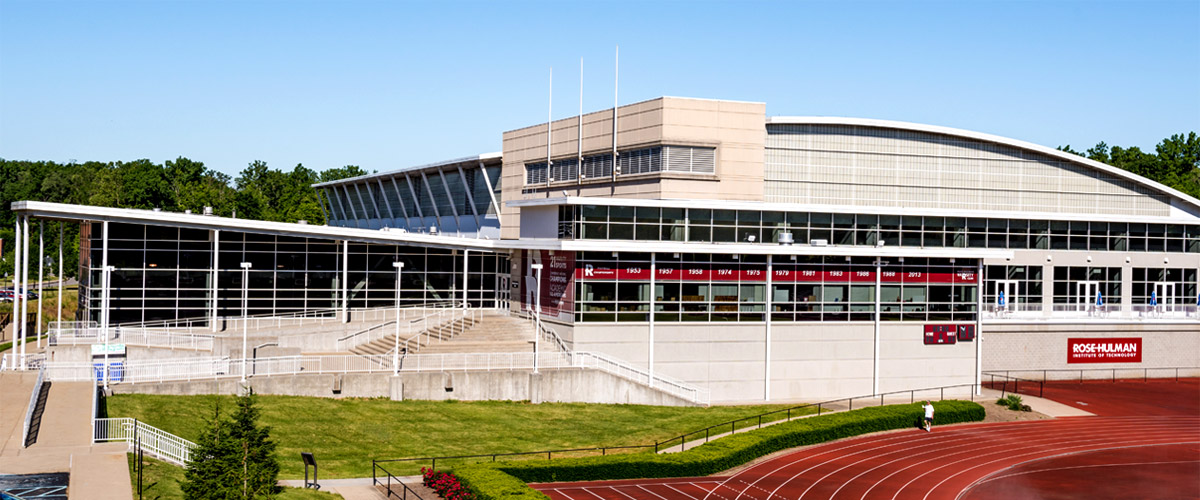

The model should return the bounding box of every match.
[108,394,806,479]
[127,454,342,500]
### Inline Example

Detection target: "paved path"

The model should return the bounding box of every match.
[0,375,133,500]
[533,380,1200,500]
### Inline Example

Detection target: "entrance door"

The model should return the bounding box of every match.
[994,280,1019,310]
[1153,282,1175,313]
[1077,281,1101,312]
[496,275,510,310]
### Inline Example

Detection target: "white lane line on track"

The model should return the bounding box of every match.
[820,419,1200,500]
[914,437,1200,500]
[636,484,675,500]
[843,419,1199,500]
[976,459,1200,484]
[710,415,1179,500]
[952,442,1200,500]
[608,486,641,500]
[555,489,581,500]
[854,419,1197,500]
[582,488,613,500]
[662,483,703,500]
[786,418,1189,500]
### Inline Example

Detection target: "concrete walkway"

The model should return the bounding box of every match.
[279,475,423,500]
[0,374,133,500]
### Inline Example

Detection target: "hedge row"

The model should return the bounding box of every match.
[455,400,984,500]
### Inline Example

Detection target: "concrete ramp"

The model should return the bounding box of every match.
[0,372,38,453]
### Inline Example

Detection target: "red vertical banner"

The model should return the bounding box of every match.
[528,250,574,320]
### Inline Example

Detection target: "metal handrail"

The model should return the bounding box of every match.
[372,382,983,471]
[372,462,428,500]
[22,365,46,447]
[984,366,1199,384]
[94,417,196,466]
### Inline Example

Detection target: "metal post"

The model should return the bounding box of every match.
[342,241,349,323]
[393,261,404,376]
[462,250,469,308]
[13,216,23,368]
[975,259,983,395]
[211,230,220,332]
[37,220,43,348]
[649,253,655,388]
[531,263,543,374]
[765,254,772,400]
[57,223,63,334]
[240,262,252,382]
[874,258,882,395]
[100,220,110,387]
[21,215,30,366]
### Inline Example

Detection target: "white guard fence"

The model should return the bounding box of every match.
[1,353,46,372]
[985,304,1200,320]
[94,417,195,466]
[44,351,710,405]
[49,325,216,351]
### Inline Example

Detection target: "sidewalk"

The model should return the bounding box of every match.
[0,375,133,500]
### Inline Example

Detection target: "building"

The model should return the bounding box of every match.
[10,97,1199,403]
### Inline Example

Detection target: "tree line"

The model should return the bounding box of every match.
[1058,132,1200,200]
[0,157,369,282]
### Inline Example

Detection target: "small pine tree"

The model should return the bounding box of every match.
[182,400,236,499]
[228,389,279,498]
[181,390,280,499]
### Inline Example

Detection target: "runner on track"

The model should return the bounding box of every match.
[922,401,935,432]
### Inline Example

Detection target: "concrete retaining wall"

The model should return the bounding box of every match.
[108,368,695,406]
[982,323,1200,377]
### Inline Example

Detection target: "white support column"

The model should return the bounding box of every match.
[342,240,349,323]
[975,259,984,395]
[648,252,655,387]
[478,162,501,218]
[211,230,220,332]
[403,175,427,224]
[376,178,398,227]
[456,165,482,230]
[873,258,882,395]
[20,215,30,366]
[462,250,469,308]
[13,216,23,367]
[418,171,444,231]
[100,221,110,388]
[36,220,43,348]
[57,223,63,332]
[436,170,462,234]
[765,254,773,401]
[388,177,413,228]
[342,185,363,229]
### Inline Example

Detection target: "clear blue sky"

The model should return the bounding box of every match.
[1,0,1197,179]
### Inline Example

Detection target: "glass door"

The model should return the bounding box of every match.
[1077,281,1101,313]
[995,280,1019,310]
[496,275,510,310]
[1153,282,1175,313]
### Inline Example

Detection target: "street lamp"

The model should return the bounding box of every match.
[101,265,115,390]
[392,261,404,376]
[530,263,543,374]
[239,262,252,382]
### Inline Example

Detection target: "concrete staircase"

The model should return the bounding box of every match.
[348,315,479,357]
[416,313,536,354]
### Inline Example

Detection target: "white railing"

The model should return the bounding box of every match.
[94,418,195,466]
[1130,304,1199,319]
[49,326,215,351]
[22,366,46,448]
[2,353,46,371]
[43,351,712,405]
[981,304,1044,319]
[47,321,99,334]
[333,305,475,352]
[121,303,462,331]
[982,303,1200,321]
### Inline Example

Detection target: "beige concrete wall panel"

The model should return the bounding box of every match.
[982,324,1200,373]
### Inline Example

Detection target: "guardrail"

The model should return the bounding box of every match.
[95,417,195,466]
[336,306,479,352]
[372,462,429,500]
[40,350,711,405]
[22,366,46,448]
[50,326,215,351]
[1,353,46,371]
[371,382,980,474]
[985,366,1199,384]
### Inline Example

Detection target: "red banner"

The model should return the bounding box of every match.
[532,251,574,317]
[1068,338,1142,363]
[924,324,959,345]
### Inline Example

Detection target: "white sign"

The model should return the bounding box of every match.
[91,343,126,356]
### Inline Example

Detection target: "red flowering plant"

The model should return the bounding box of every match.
[421,467,476,500]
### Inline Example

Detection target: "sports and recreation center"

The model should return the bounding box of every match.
[7,96,1199,403]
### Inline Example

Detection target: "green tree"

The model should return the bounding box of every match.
[181,391,279,499]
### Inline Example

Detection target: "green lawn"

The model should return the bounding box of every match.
[108,394,807,479]
[127,454,342,500]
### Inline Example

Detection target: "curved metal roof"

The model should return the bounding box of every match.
[766,116,1200,215]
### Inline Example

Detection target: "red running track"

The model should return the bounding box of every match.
[534,381,1200,500]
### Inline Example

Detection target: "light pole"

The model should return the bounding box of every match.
[530,263,543,374]
[101,265,115,390]
[392,261,404,376]
[239,262,252,382]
